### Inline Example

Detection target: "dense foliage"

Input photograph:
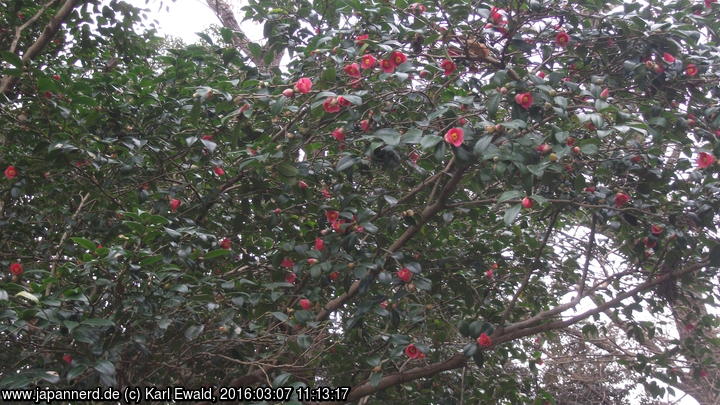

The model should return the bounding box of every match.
[2,0,720,403]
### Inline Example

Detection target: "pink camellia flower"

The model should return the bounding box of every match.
[490,6,506,25]
[298,180,308,189]
[361,54,377,69]
[379,300,389,309]
[409,3,426,13]
[476,332,493,347]
[354,225,365,233]
[322,97,341,113]
[485,269,494,278]
[707,0,717,7]
[282,88,294,97]
[614,192,630,207]
[294,77,312,94]
[213,167,225,176]
[663,52,676,63]
[325,210,340,224]
[321,188,332,199]
[315,237,325,251]
[515,92,533,109]
[444,128,464,147]
[62,354,73,364]
[285,272,297,284]
[440,59,457,76]
[344,63,361,78]
[391,51,407,66]
[555,31,570,47]
[584,186,596,193]
[599,88,610,99]
[535,144,551,154]
[201,134,214,141]
[521,197,533,209]
[9,263,23,276]
[404,343,423,359]
[299,298,312,310]
[219,238,232,249]
[380,59,395,73]
[332,128,346,142]
[273,208,282,214]
[697,152,716,169]
[650,225,664,235]
[281,257,295,268]
[170,198,181,212]
[397,267,413,283]
[360,119,371,132]
[355,34,369,45]
[307,258,319,265]
[686,63,698,76]
[537,71,546,79]
[4,165,17,180]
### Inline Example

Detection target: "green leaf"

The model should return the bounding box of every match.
[70,237,97,251]
[15,291,39,304]
[369,372,383,387]
[340,94,362,105]
[374,128,401,146]
[140,255,163,266]
[184,324,204,341]
[498,190,523,203]
[420,135,442,149]
[463,342,478,357]
[271,312,289,322]
[487,93,501,118]
[277,162,298,177]
[94,360,116,376]
[82,318,115,327]
[0,51,23,69]
[473,136,493,156]
[503,204,522,226]
[336,155,358,172]
[205,249,231,259]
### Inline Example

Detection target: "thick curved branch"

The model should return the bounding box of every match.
[0,0,79,95]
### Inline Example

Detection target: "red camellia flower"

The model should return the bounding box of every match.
[686,63,698,76]
[355,34,369,45]
[294,77,312,94]
[707,0,717,7]
[4,165,17,180]
[440,59,457,76]
[307,258,319,265]
[485,269,494,278]
[325,210,340,224]
[321,188,332,199]
[391,51,407,66]
[213,167,225,176]
[337,96,351,107]
[285,272,297,284]
[397,267,413,283]
[614,192,630,207]
[344,63,361,78]
[361,54,376,69]
[201,134,214,141]
[584,186,596,193]
[380,59,395,73]
[476,332,493,348]
[219,238,232,249]
[409,151,420,163]
[409,3,426,13]
[444,128,464,147]
[331,128,346,142]
[662,52,676,63]
[273,208,282,214]
[282,88,294,97]
[314,237,325,251]
[360,119,371,132]
[555,31,570,47]
[281,257,295,268]
[299,298,312,310]
[515,92,533,109]
[697,152,716,169]
[379,300,389,309]
[322,97,341,113]
[599,88,610,99]
[535,144,551,154]
[52,74,61,80]
[332,219,347,233]
[537,71,546,79]
[9,263,23,276]
[298,180,308,189]
[62,354,73,364]
[650,225,664,235]
[490,6,506,25]
[404,343,423,359]
[328,271,340,281]
[169,198,181,212]
[521,197,533,209]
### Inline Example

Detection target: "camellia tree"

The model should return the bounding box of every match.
[1,0,720,403]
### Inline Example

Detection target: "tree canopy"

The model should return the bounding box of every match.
[2,0,720,403]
